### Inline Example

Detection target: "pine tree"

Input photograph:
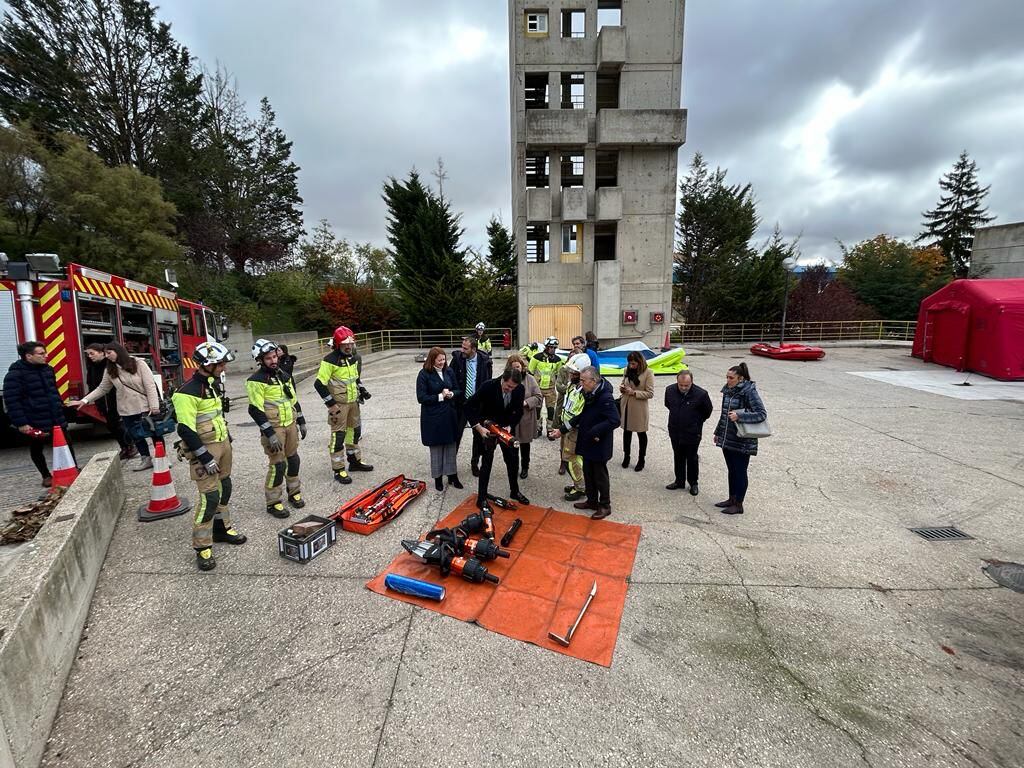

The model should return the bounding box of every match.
[917,151,994,278]
[383,170,468,327]
[485,216,516,287]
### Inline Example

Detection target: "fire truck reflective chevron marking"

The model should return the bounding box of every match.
[72,274,177,311]
[38,286,70,397]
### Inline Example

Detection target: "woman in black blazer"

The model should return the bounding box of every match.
[416,346,463,490]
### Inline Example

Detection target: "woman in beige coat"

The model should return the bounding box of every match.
[70,342,161,471]
[506,353,542,480]
[619,351,655,472]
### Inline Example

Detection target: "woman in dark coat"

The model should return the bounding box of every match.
[416,346,463,491]
[712,362,768,516]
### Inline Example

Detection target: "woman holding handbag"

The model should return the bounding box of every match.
[619,351,655,471]
[69,342,161,471]
[712,362,768,515]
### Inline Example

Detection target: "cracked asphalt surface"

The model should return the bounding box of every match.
[34,346,1024,768]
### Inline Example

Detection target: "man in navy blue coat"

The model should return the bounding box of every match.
[3,340,77,487]
[553,365,619,519]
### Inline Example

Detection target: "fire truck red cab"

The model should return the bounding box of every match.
[1,259,224,431]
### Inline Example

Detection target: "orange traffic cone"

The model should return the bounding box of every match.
[661,331,671,352]
[138,440,191,522]
[50,425,79,491]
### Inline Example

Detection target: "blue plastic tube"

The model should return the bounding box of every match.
[384,573,446,602]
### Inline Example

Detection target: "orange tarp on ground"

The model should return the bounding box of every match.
[365,496,641,667]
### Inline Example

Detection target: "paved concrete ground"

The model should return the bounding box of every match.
[27,347,1024,768]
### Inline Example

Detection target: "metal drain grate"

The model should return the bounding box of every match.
[910,526,973,541]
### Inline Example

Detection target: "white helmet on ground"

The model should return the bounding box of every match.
[565,353,590,373]
[192,341,235,367]
[251,338,279,361]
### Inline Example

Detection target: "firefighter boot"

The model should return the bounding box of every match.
[267,501,289,519]
[348,457,374,472]
[196,547,216,572]
[288,492,306,509]
[212,519,247,545]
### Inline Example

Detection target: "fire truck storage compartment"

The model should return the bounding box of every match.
[157,307,182,387]
[120,303,156,372]
[77,293,118,344]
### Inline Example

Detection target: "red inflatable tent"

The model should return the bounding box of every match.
[912,278,1024,381]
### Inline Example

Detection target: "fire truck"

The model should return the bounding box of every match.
[0,255,226,431]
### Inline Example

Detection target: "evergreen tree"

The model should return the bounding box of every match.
[0,0,199,173]
[485,216,516,287]
[673,153,758,323]
[917,150,994,278]
[383,170,468,327]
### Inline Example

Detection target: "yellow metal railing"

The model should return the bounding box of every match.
[315,328,514,356]
[667,320,916,346]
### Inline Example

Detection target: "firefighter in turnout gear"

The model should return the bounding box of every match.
[474,322,492,354]
[528,336,563,435]
[314,326,374,483]
[172,341,245,572]
[551,353,590,501]
[246,339,307,519]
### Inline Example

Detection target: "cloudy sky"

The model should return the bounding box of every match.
[157,0,1024,263]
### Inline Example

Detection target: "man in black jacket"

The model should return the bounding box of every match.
[465,368,528,508]
[550,366,619,519]
[3,340,77,486]
[450,336,492,475]
[664,370,713,495]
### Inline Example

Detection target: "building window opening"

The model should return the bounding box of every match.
[526,152,550,188]
[561,224,581,256]
[597,1,622,30]
[560,152,584,188]
[561,9,586,38]
[525,72,549,110]
[596,151,618,188]
[596,73,619,111]
[526,223,550,263]
[560,72,585,110]
[525,11,548,36]
[594,222,617,261]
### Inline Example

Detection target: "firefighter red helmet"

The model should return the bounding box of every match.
[332,326,355,348]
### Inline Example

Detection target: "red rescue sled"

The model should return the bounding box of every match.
[749,342,826,361]
[331,475,427,535]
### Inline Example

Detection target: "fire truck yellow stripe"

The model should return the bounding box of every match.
[45,318,62,338]
[49,347,67,368]
[41,301,61,322]
[45,333,64,352]
[57,381,69,395]
[40,284,59,304]
[54,364,68,382]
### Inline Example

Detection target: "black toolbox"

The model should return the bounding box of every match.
[277,515,337,563]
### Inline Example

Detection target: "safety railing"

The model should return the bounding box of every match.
[667,320,916,346]
[314,328,514,356]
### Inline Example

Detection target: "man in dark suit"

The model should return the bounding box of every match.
[465,368,528,508]
[664,370,714,495]
[551,366,619,519]
[450,335,492,475]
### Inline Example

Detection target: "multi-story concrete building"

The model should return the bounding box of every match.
[970,223,1024,278]
[508,0,686,347]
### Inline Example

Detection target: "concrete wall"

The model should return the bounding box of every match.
[0,452,125,768]
[971,223,1024,278]
[510,0,685,347]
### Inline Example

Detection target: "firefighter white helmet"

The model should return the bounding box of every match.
[544,336,559,348]
[475,322,486,331]
[565,353,591,373]
[251,338,279,361]
[192,341,235,367]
